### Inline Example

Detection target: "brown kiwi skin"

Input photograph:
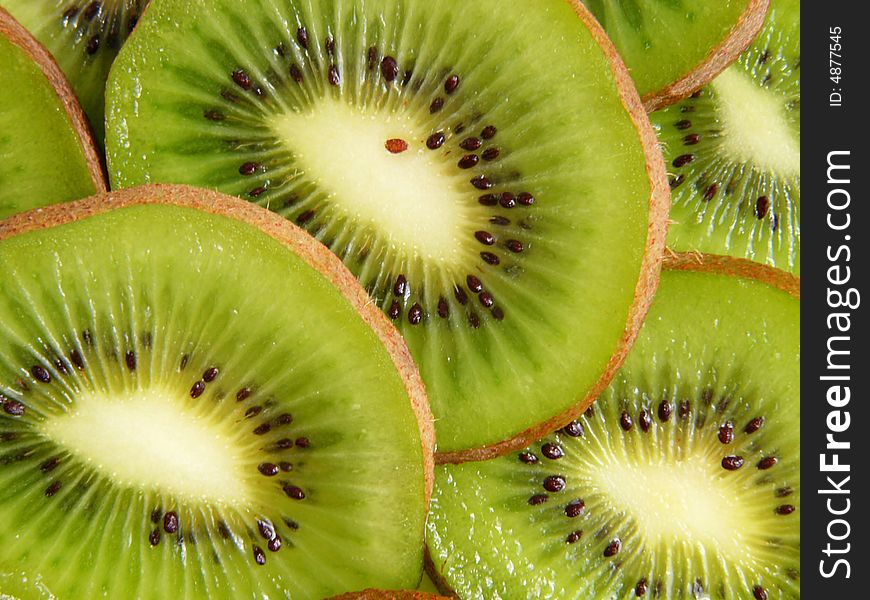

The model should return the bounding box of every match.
[640,0,771,112]
[0,183,436,508]
[426,252,799,597]
[435,0,670,465]
[327,591,453,600]
[0,7,107,191]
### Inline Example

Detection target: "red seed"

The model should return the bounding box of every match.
[385,138,408,154]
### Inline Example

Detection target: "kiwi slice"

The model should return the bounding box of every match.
[0,8,105,219]
[328,592,449,600]
[104,0,669,458]
[426,255,800,599]
[0,185,434,598]
[583,0,770,111]
[0,0,147,144]
[651,0,800,274]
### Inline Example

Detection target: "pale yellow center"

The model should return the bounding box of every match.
[41,388,250,507]
[271,99,468,265]
[713,68,800,177]
[588,456,761,562]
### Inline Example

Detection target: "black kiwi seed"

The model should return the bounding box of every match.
[324,35,335,55]
[275,413,293,426]
[466,275,483,294]
[745,417,765,433]
[239,162,262,176]
[296,27,308,49]
[289,63,303,83]
[620,411,633,431]
[204,109,225,121]
[388,301,401,320]
[458,154,479,169]
[163,512,179,534]
[478,194,498,206]
[491,306,504,321]
[675,119,692,130]
[45,481,62,497]
[541,442,563,460]
[757,456,778,470]
[150,508,162,523]
[753,585,768,600]
[679,400,691,418]
[543,476,565,492]
[470,175,492,190]
[562,421,584,437]
[380,56,399,81]
[657,400,671,422]
[467,312,481,328]
[31,365,51,383]
[426,132,445,150]
[603,539,621,557]
[257,519,275,540]
[40,457,61,473]
[519,452,538,464]
[245,406,263,418]
[775,505,796,515]
[70,349,85,370]
[453,285,469,305]
[84,2,100,21]
[460,137,482,151]
[755,196,770,219]
[528,494,548,505]
[282,484,305,500]
[253,423,272,435]
[635,579,647,596]
[565,500,585,517]
[718,421,734,444]
[482,148,500,161]
[775,486,793,498]
[669,174,685,190]
[393,274,407,296]
[296,210,315,225]
[408,304,423,325]
[721,456,744,471]
[481,125,497,139]
[683,133,701,145]
[236,387,252,401]
[673,154,695,168]
[275,438,293,450]
[478,292,494,308]
[190,381,205,398]
[85,34,101,55]
[566,530,583,544]
[499,193,516,209]
[253,545,267,565]
[490,216,510,226]
[203,367,219,382]
[638,409,651,432]
[474,230,495,246]
[437,297,449,319]
[328,65,340,86]
[268,536,282,552]
[296,437,311,448]
[430,98,444,113]
[366,46,377,69]
[149,529,161,546]
[258,463,279,477]
[62,6,80,23]
[444,74,460,94]
[2,398,25,416]
[517,192,535,206]
[480,252,499,266]
[231,69,252,90]
[703,184,718,202]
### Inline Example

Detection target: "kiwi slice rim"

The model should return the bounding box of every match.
[0,182,436,505]
[0,6,106,193]
[430,0,671,464]
[327,591,452,600]
[640,0,771,112]
[424,251,799,597]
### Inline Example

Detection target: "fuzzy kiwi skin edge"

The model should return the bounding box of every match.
[640,0,771,113]
[425,251,799,597]
[434,0,670,465]
[0,183,436,509]
[0,7,106,191]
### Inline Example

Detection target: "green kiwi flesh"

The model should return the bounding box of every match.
[0,0,148,145]
[427,262,800,599]
[582,0,769,109]
[105,0,668,457]
[0,187,431,599]
[651,0,800,274]
[0,8,104,219]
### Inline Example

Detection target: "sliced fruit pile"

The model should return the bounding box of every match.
[0,0,799,598]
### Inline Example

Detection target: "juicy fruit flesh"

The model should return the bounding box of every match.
[0,203,428,598]
[582,0,753,98]
[0,23,98,218]
[41,387,251,507]
[1,0,148,143]
[272,99,468,263]
[652,0,800,274]
[427,268,800,599]
[713,69,799,174]
[106,0,659,454]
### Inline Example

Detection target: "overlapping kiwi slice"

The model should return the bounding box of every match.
[104,0,669,458]
[582,0,770,111]
[426,256,800,599]
[0,186,434,599]
[0,8,105,219]
[0,0,147,144]
[651,0,800,274]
